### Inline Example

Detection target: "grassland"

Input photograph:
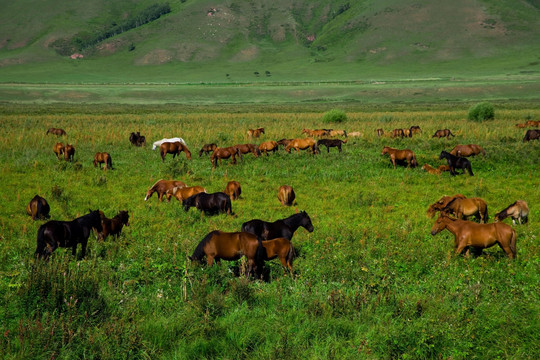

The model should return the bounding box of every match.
[0,103,538,359]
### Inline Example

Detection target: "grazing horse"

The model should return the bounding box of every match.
[26,195,50,220]
[93,152,113,170]
[98,210,129,240]
[450,144,485,157]
[391,129,407,138]
[381,146,417,168]
[64,144,75,161]
[317,139,347,153]
[235,143,260,158]
[285,138,318,154]
[376,129,384,137]
[523,129,540,142]
[495,200,529,225]
[422,164,446,175]
[144,179,187,201]
[329,130,347,137]
[302,129,329,137]
[258,141,279,156]
[183,192,232,215]
[241,211,314,241]
[167,185,206,202]
[53,142,65,160]
[210,146,239,168]
[46,128,66,136]
[199,143,217,157]
[225,181,242,200]
[431,213,517,259]
[525,120,540,127]
[432,129,455,139]
[443,197,489,223]
[160,141,192,161]
[152,137,186,150]
[277,139,293,148]
[129,132,146,146]
[189,230,264,277]
[427,194,467,218]
[278,185,295,206]
[260,238,295,274]
[410,126,422,135]
[247,128,265,138]
[35,210,103,259]
[439,151,473,176]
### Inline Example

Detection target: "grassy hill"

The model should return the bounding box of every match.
[0,0,539,84]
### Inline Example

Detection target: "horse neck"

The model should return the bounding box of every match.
[440,217,462,236]
[283,214,303,231]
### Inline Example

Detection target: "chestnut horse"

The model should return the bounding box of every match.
[302,129,329,137]
[93,152,113,170]
[260,238,295,274]
[443,197,489,223]
[210,146,239,168]
[247,128,265,138]
[98,210,129,240]
[167,185,206,202]
[278,185,295,206]
[431,213,517,259]
[46,128,66,136]
[26,195,50,220]
[450,144,485,157]
[495,200,529,225]
[285,138,318,154]
[258,141,279,156]
[145,179,187,201]
[381,146,417,168]
[427,194,467,218]
[225,181,242,200]
[199,143,217,157]
[432,129,455,139]
[53,142,65,160]
[64,144,75,161]
[160,141,192,161]
[421,164,450,175]
[235,143,260,158]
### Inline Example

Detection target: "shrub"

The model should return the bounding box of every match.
[468,102,495,122]
[323,109,347,123]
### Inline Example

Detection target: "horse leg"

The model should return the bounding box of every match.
[80,240,87,259]
[391,156,396,169]
[455,243,467,256]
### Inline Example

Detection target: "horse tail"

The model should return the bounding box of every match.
[107,154,113,169]
[36,198,44,220]
[484,206,489,223]
[255,236,267,263]
[35,225,47,258]
[225,196,233,215]
[510,228,517,258]
[287,242,295,269]
[191,231,217,262]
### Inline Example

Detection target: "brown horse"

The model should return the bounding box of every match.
[422,164,445,175]
[302,129,329,137]
[199,143,217,157]
[190,230,265,277]
[26,195,50,220]
[410,126,422,135]
[495,200,529,225]
[523,129,540,142]
[210,146,239,168]
[450,144,485,157]
[160,141,192,161]
[525,120,540,127]
[278,185,295,206]
[93,152,113,170]
[431,213,517,259]
[46,128,66,136]
[145,179,187,201]
[53,142,65,160]
[317,139,347,153]
[98,210,129,240]
[432,129,455,139]
[427,194,467,218]
[381,146,417,168]
[261,238,294,274]
[376,128,384,137]
[285,138,318,154]
[235,143,260,158]
[443,197,489,223]
[247,128,265,138]
[167,185,206,202]
[64,144,75,161]
[277,139,293,148]
[225,181,242,200]
[391,129,406,138]
[258,141,279,156]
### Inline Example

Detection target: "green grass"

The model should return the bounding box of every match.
[0,104,538,359]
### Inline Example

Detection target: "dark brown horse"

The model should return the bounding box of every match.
[439,151,473,176]
[495,200,529,225]
[410,126,422,135]
[278,185,295,206]
[431,213,517,259]
[241,211,314,241]
[432,129,455,139]
[46,128,66,136]
[381,146,417,168]
[258,141,279,156]
[64,144,75,162]
[247,128,265,138]
[260,237,295,274]
[53,142,65,160]
[160,141,192,161]
[450,144,485,157]
[98,210,129,240]
[145,179,187,201]
[225,181,242,200]
[129,132,146,146]
[277,139,293,148]
[317,139,347,153]
[93,152,113,170]
[523,129,540,142]
[235,143,260,158]
[199,143,217,157]
[210,146,239,168]
[183,192,232,215]
[26,195,50,220]
[285,138,318,154]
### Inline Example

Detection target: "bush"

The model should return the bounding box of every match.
[468,102,495,122]
[323,109,347,123]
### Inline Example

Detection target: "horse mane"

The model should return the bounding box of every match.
[282,211,305,227]
[149,179,164,190]
[191,230,218,262]
[496,202,517,219]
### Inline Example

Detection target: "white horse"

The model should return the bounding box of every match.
[152,137,186,150]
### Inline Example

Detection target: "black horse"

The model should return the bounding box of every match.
[183,192,232,215]
[35,210,103,259]
[241,211,314,240]
[439,151,474,176]
[129,132,146,147]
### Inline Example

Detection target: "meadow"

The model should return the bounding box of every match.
[0,104,539,359]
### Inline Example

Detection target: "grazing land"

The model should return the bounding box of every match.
[0,103,538,359]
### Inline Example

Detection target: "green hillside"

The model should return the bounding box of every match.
[0,0,539,83]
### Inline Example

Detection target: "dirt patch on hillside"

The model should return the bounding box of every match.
[230,45,259,62]
[136,49,174,65]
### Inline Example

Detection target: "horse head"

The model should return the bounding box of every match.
[300,211,314,232]
[430,214,449,235]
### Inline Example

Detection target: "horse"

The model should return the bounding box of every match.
[525,120,540,127]
[317,139,347,153]
[439,151,473,176]
[160,141,192,161]
[277,139,293,148]
[410,126,422,135]
[167,185,206,202]
[26,195,50,220]
[129,132,146,146]
[247,128,265,138]
[422,164,445,175]
[35,210,103,259]
[329,130,347,137]
[93,152,113,170]
[495,200,529,225]
[432,129,455,139]
[210,146,239,168]
[348,131,362,137]
[391,129,407,138]
[431,213,517,259]
[381,146,417,168]
[53,142,65,160]
[258,141,279,156]
[46,128,66,136]
[144,179,187,201]
[189,230,265,277]
[278,185,295,206]
[234,143,260,158]
[260,237,295,274]
[241,211,314,241]
[450,144,485,157]
[225,181,241,200]
[443,197,489,223]
[98,210,129,240]
[376,128,384,137]
[285,138,318,154]
[426,194,467,218]
[199,143,217,157]
[152,137,186,150]
[183,192,232,215]
[64,144,75,161]
[302,129,329,137]
[523,129,540,142]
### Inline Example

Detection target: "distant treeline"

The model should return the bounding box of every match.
[51,3,171,56]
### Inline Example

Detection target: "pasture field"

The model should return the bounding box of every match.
[0,104,539,359]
